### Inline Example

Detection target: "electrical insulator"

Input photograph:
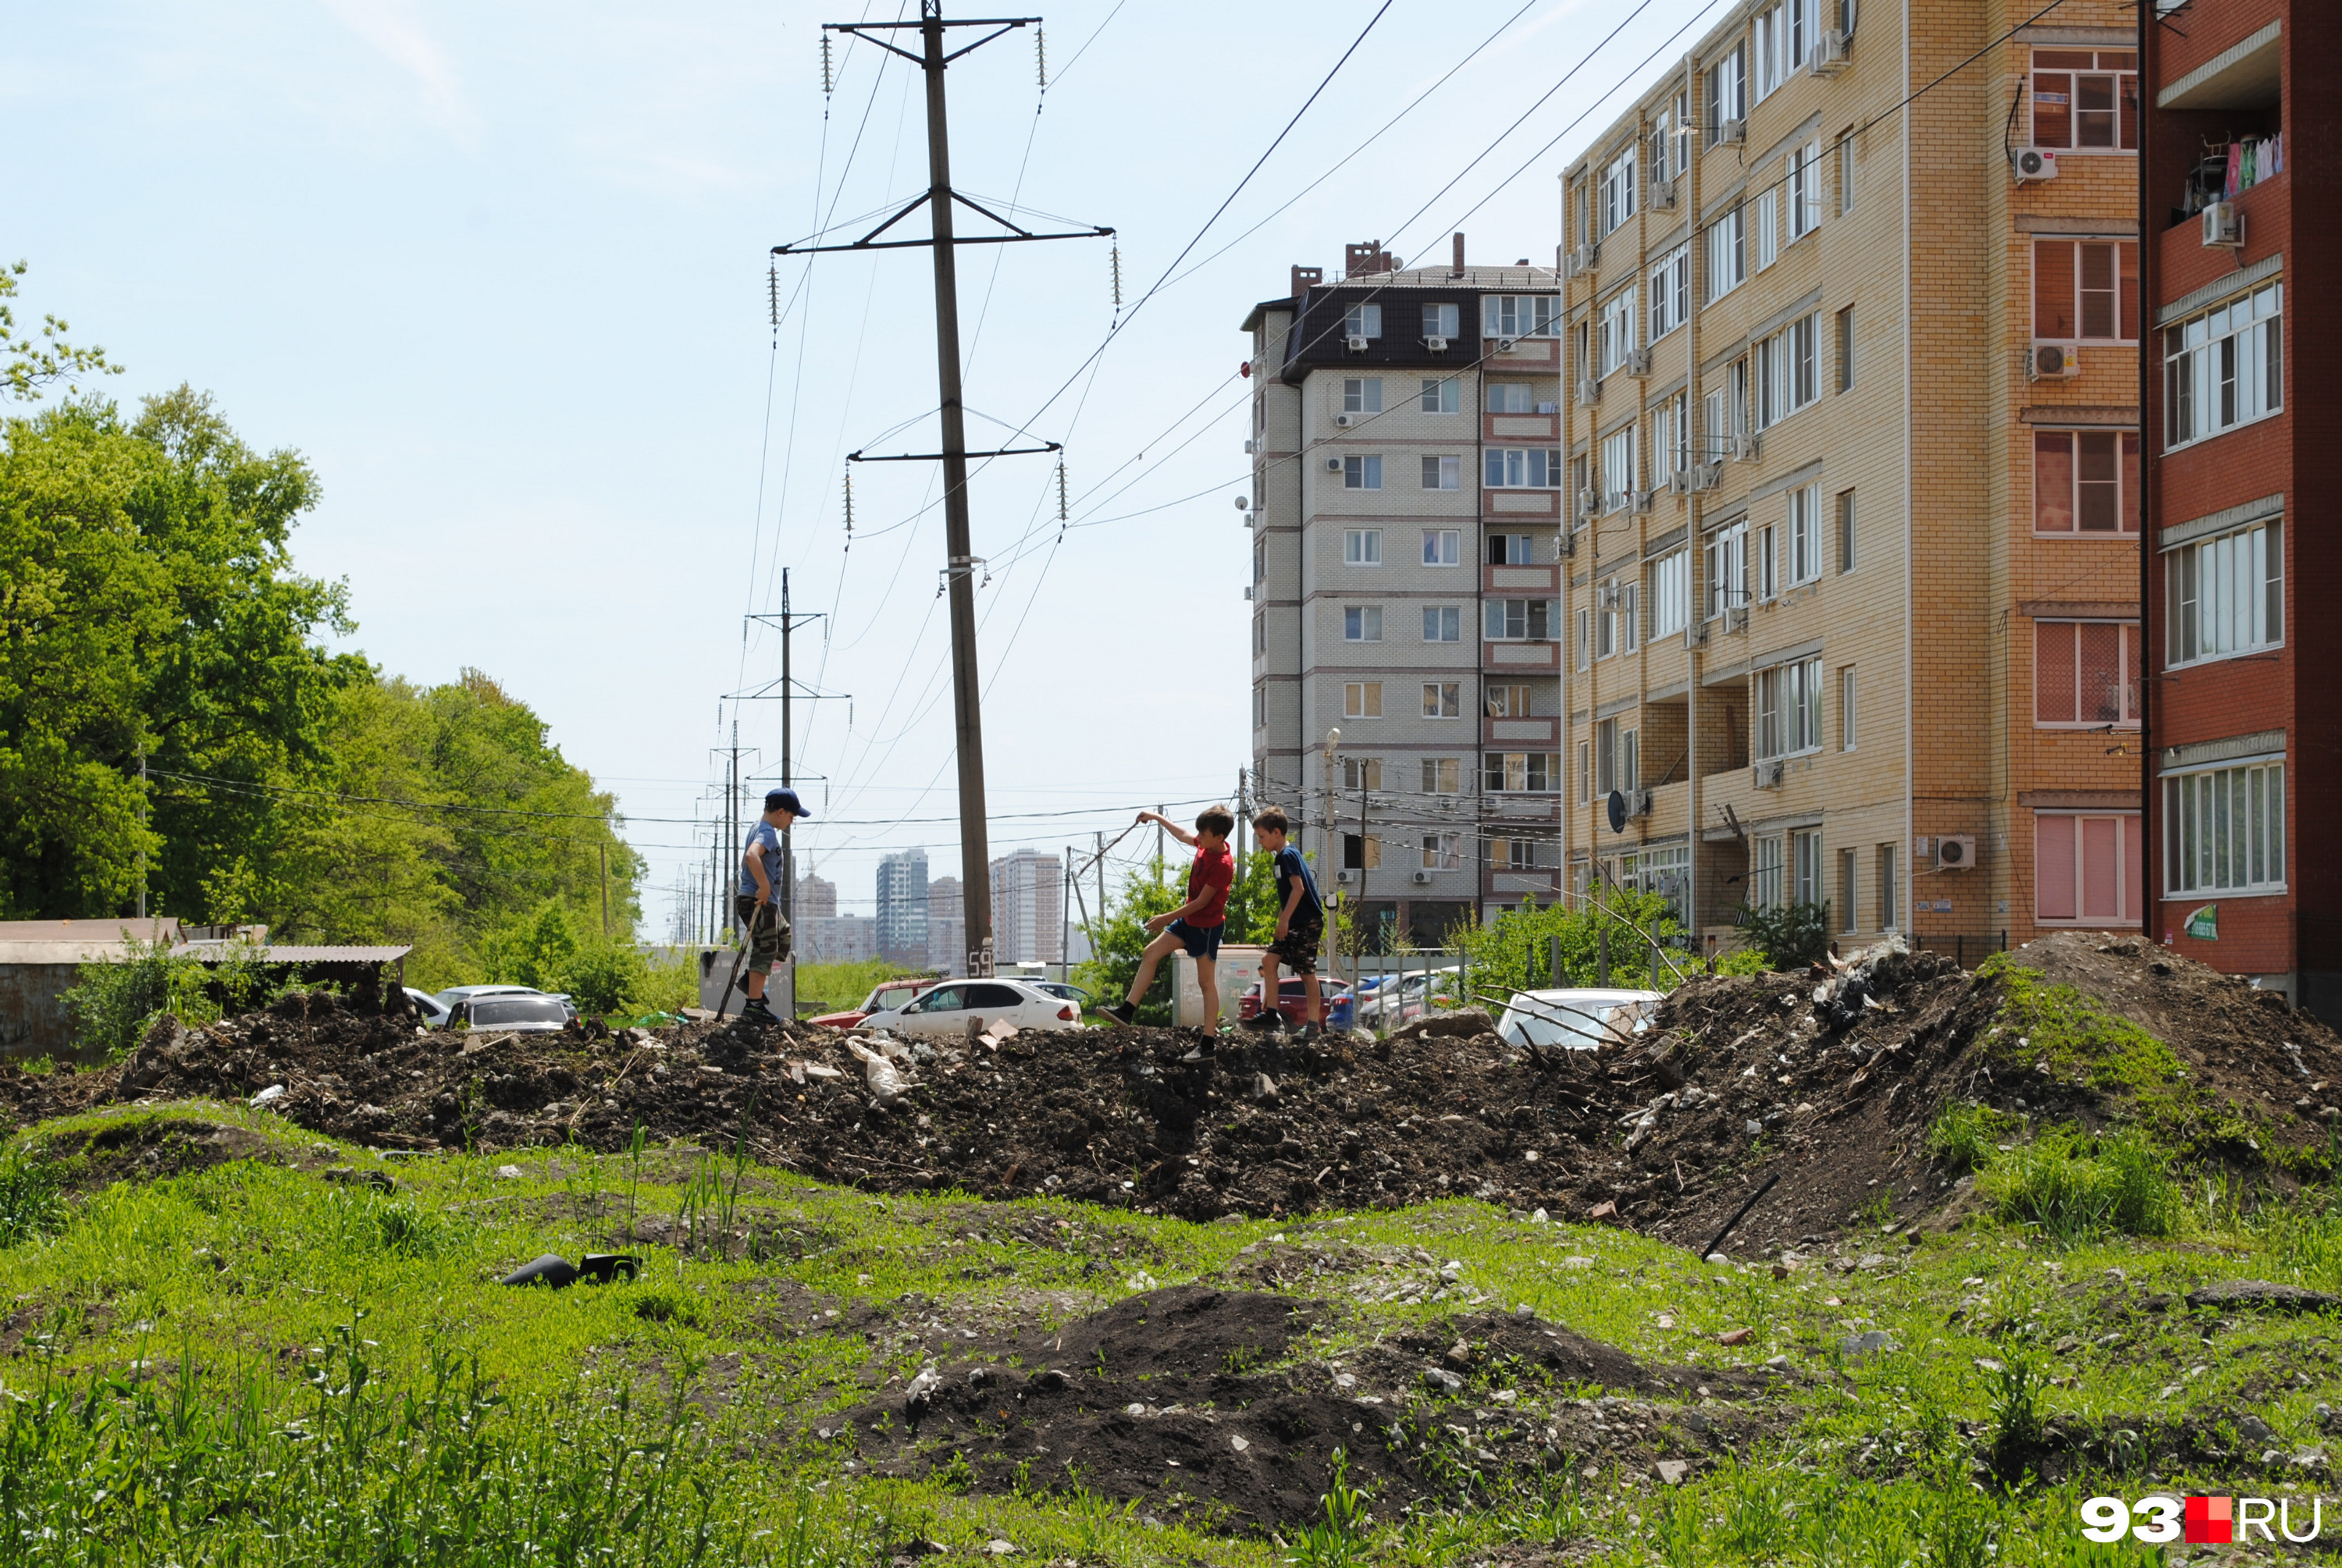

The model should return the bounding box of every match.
[820,34,835,95]
[1034,25,1047,87]
[768,261,779,329]
[842,466,854,533]
[1109,242,1123,315]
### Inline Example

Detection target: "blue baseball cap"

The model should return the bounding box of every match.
[763,788,811,819]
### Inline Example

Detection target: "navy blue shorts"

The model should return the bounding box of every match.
[1167,919,1224,959]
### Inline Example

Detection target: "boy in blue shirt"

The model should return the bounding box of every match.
[736,788,810,1026]
[1244,806,1327,1040]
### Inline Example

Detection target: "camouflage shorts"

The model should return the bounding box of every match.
[732,895,792,968]
[1267,919,1323,976]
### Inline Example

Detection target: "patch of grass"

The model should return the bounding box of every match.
[1984,1127,2180,1242]
[0,1143,62,1247]
[1927,1100,2019,1175]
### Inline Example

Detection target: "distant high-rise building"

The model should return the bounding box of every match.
[927,876,964,972]
[795,862,838,919]
[875,849,929,965]
[798,912,877,962]
[989,848,1062,965]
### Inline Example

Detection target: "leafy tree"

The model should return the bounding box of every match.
[1450,890,1692,1000]
[1073,860,1184,1024]
[0,262,119,403]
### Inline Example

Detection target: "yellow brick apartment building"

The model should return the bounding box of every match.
[1557,0,2143,952]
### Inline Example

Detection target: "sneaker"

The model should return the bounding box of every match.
[739,998,779,1026]
[1241,1011,1284,1033]
[1099,1001,1137,1025]
[1292,1022,1322,1044]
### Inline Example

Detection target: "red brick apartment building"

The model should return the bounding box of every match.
[2142,0,2337,1012]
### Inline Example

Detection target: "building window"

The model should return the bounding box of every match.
[1422,606,1462,642]
[1707,41,1746,141]
[2167,517,2281,667]
[1343,606,1384,642]
[1420,376,1461,413]
[1653,391,1690,477]
[1486,752,1563,793]
[1600,143,1637,233]
[1838,664,1856,749]
[1489,532,1536,566]
[1343,302,1383,338]
[2038,813,2144,924]
[1484,448,1563,489]
[1342,454,1383,490]
[1649,97,1683,186]
[1597,286,1636,376]
[1341,681,1383,717]
[1786,141,1823,240]
[1421,302,1459,339]
[1835,489,1856,571]
[1878,844,1898,930]
[1421,454,1461,490]
[1755,521,1778,602]
[1650,549,1690,638]
[1486,381,1534,413]
[1420,758,1462,795]
[2034,621,2139,727]
[1600,425,1638,511]
[1596,580,1639,657]
[1704,206,1746,302]
[1787,483,1821,585]
[1495,837,1544,873]
[1756,656,1823,759]
[1341,757,1382,792]
[2034,240,2138,343]
[1835,130,1856,214]
[2164,281,2283,450]
[2030,48,2138,151]
[1792,828,1822,907]
[1486,684,1531,717]
[1754,0,1817,99]
[1344,528,1382,564]
[1486,599,1558,641]
[1254,686,1265,727]
[1422,528,1461,564]
[1422,681,1462,718]
[1750,834,1785,910]
[1754,313,1818,430]
[1482,295,1560,337]
[1650,245,1689,341]
[1341,831,1381,870]
[1575,742,1592,804]
[1596,716,1638,795]
[2033,430,2139,534]
[1753,187,1779,272]
[1704,520,1747,620]
[2164,760,2285,896]
[1837,848,1858,931]
[1422,832,1462,870]
[1574,606,1590,670]
[1341,377,1383,414]
[1835,305,1855,391]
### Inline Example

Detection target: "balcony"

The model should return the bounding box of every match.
[1482,487,1561,519]
[1483,714,1560,745]
[1483,562,1560,593]
[1483,638,1560,670]
[1482,411,1560,443]
[1488,335,1560,369]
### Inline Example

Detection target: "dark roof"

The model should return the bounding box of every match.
[173,944,411,965]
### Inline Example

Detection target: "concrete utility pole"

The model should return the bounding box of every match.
[778,1,1109,980]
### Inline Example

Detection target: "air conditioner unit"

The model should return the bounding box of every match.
[1718,117,1746,146]
[1242,585,1255,601]
[1692,462,1724,492]
[1410,869,1434,885]
[1630,788,1654,818]
[1650,179,1678,210]
[1494,336,1520,354]
[1242,439,1256,454]
[2029,342,2080,380]
[1752,760,1785,789]
[1333,413,1353,427]
[1577,377,1603,406]
[1575,487,1600,519]
[1345,333,1371,353]
[1565,243,1600,277]
[1425,335,1450,351]
[1324,456,1344,472]
[1335,868,1356,884]
[1935,834,1976,871]
[1732,432,1763,464]
[1635,489,1658,514]
[1668,471,1694,496]
[1628,347,1653,376]
[2009,146,2057,183]
[1810,29,1851,73]
[2201,201,2244,249]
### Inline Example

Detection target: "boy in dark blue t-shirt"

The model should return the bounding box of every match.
[1244,806,1326,1040]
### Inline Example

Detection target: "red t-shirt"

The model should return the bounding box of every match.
[1186,843,1234,928]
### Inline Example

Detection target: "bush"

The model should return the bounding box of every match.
[1985,1126,2179,1240]
[1450,890,1692,998]
[475,901,651,1017]
[62,938,272,1058]
[1735,898,1833,970]
[1076,862,1188,1024]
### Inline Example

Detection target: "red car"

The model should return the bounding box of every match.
[807,977,941,1029]
[1237,976,1354,1030]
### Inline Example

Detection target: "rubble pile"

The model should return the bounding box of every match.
[2,933,2332,1244]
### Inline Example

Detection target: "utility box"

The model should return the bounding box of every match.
[1171,945,1264,1027]
[697,948,794,1019]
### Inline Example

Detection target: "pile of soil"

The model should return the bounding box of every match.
[2,933,2333,1247]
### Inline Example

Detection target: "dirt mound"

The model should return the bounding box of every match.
[836,1285,1731,1532]
[5,934,2333,1250]
[25,1115,276,1193]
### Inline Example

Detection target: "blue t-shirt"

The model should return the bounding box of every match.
[1274,845,1322,923]
[737,821,785,897]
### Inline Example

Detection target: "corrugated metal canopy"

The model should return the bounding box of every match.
[173,944,411,965]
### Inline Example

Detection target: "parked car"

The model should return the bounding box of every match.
[808,976,941,1030]
[1356,968,1461,1026]
[1237,976,1354,1032]
[401,987,452,1027]
[1017,979,1093,1008]
[858,978,1081,1040]
[429,984,577,1029]
[1494,987,1661,1051]
[445,992,575,1033]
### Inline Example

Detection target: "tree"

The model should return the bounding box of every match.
[0,263,119,404]
[1450,890,1692,998]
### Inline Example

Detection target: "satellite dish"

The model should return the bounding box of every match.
[1606,789,1628,834]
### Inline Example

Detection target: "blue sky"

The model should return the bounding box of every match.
[3,0,1699,930]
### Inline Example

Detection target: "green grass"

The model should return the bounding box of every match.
[1,1099,2337,1565]
[1982,1128,2181,1243]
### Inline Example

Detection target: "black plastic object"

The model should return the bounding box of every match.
[498,1251,642,1289]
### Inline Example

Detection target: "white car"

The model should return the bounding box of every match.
[403,987,452,1028]
[859,977,1082,1040]
[1494,987,1662,1051]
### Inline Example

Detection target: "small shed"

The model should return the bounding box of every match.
[0,918,185,1061]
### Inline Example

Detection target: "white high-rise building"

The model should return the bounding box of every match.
[927,876,964,972]
[875,849,928,966]
[989,848,1062,965]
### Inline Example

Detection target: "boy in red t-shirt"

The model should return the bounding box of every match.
[1102,804,1237,1028]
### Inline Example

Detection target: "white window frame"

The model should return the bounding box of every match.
[1343,528,1383,565]
[1421,605,1462,643]
[1650,549,1689,639]
[2033,620,2140,727]
[1754,313,1819,431]
[1422,681,1462,718]
[1342,681,1383,717]
[1791,827,1822,907]
[1707,44,1746,141]
[1485,752,1563,794]
[2166,517,2282,668]
[1342,453,1383,490]
[1419,376,1461,414]
[1650,245,1689,341]
[1704,521,1747,621]
[1341,377,1383,414]
[1421,302,1459,340]
[1482,295,1561,337]
[1755,521,1779,602]
[1422,528,1461,565]
[1704,206,1746,303]
[1343,605,1384,642]
[1600,144,1637,234]
[2035,812,2144,926]
[1838,663,1856,750]
[1597,286,1637,376]
[2163,280,2283,451]
[1483,448,1563,489]
[1486,381,1534,414]
[1600,425,1638,512]
[1421,454,1461,491]
[1422,831,1462,870]
[1787,484,1821,585]
[1750,834,1785,909]
[1653,392,1689,477]
[2163,758,2286,897]
[1344,302,1383,338]
[1420,758,1462,796]
[1486,598,1559,642]
[1753,187,1779,272]
[1786,140,1822,240]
